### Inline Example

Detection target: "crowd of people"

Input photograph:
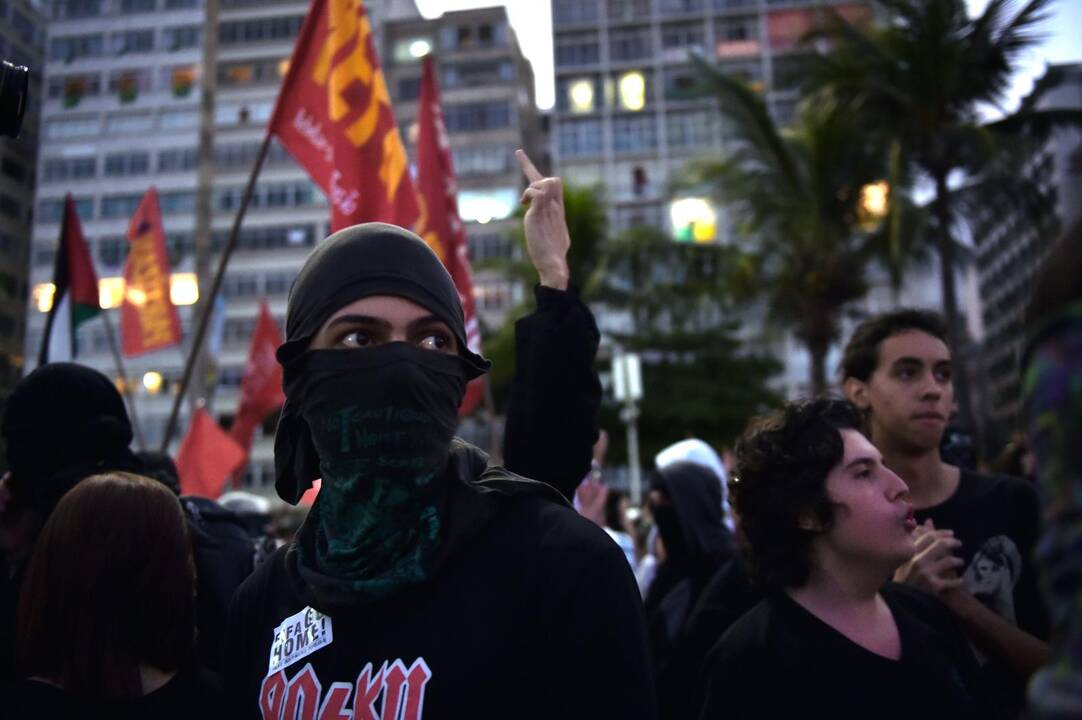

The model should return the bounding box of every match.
[0,149,1077,719]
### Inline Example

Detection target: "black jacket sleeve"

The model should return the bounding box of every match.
[502,285,602,500]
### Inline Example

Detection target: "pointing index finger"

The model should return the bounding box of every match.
[516,149,543,183]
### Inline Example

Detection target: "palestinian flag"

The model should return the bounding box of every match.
[38,195,100,364]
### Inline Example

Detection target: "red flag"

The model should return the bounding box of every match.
[415,56,484,415]
[231,299,286,456]
[121,187,182,356]
[176,408,247,499]
[269,0,420,231]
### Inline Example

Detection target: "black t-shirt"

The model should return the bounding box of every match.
[699,584,980,719]
[224,493,656,720]
[0,666,224,719]
[917,469,1050,717]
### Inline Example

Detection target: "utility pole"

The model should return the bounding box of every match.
[612,352,644,505]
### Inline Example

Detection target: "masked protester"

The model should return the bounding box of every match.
[223,222,656,719]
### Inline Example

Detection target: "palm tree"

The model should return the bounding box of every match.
[684,57,922,394]
[808,0,1082,425]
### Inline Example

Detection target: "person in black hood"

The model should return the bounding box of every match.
[224,152,656,719]
[643,460,734,719]
[0,362,143,683]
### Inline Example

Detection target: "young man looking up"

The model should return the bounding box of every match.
[699,398,979,719]
[842,309,1050,718]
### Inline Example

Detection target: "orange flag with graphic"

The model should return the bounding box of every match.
[415,56,484,415]
[121,187,182,357]
[269,0,420,231]
[176,408,247,499]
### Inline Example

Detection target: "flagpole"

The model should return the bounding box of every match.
[99,309,147,451]
[160,131,275,452]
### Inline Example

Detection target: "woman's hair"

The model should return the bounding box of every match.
[732,398,864,589]
[16,472,196,698]
[1027,220,1082,326]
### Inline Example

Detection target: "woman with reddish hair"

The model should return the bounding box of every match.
[2,472,223,717]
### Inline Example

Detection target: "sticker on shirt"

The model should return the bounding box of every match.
[267,606,333,676]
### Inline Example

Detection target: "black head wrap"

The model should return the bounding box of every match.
[2,362,140,515]
[274,222,490,504]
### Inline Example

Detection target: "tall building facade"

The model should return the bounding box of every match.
[382,5,543,332]
[0,0,45,403]
[975,63,1082,433]
[24,0,412,488]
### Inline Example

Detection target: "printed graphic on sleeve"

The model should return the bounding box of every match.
[260,658,432,720]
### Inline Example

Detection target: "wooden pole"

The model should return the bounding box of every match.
[160,132,274,452]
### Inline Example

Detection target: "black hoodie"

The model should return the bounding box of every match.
[224,441,657,719]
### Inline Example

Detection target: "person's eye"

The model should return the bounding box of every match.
[895,368,915,380]
[934,367,952,383]
[417,332,451,351]
[855,468,871,480]
[338,331,371,348]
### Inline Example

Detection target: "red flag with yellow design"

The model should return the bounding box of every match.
[269,0,419,231]
[415,56,484,416]
[121,187,183,357]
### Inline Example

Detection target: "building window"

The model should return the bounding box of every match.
[397,76,421,100]
[38,196,94,222]
[444,101,512,132]
[553,0,599,25]
[165,0,200,9]
[441,60,514,90]
[555,31,600,67]
[658,0,704,14]
[451,145,513,177]
[103,152,150,178]
[160,109,199,130]
[53,0,103,20]
[222,274,259,298]
[162,25,201,51]
[158,147,198,172]
[107,69,154,101]
[12,10,41,46]
[467,233,513,261]
[667,110,715,148]
[99,236,128,267]
[42,156,97,182]
[49,34,104,62]
[110,29,155,56]
[120,0,157,13]
[557,76,601,113]
[101,194,143,219]
[612,114,657,153]
[663,65,709,100]
[160,191,196,214]
[557,119,603,158]
[263,270,294,295]
[46,74,103,104]
[44,116,101,140]
[218,58,287,87]
[106,112,155,135]
[661,22,704,50]
[219,16,302,44]
[607,0,652,23]
[609,27,653,62]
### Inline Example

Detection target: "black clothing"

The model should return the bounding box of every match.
[0,665,224,719]
[645,462,734,719]
[2,362,139,515]
[700,584,980,719]
[916,469,1050,718]
[225,443,656,720]
[658,552,759,720]
[273,222,488,505]
[502,284,601,500]
[182,496,256,674]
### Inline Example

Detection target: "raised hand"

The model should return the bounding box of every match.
[516,148,570,291]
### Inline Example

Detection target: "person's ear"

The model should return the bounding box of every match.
[796,508,824,533]
[843,377,869,410]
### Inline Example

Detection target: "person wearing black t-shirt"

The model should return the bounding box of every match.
[699,399,980,719]
[843,310,1050,718]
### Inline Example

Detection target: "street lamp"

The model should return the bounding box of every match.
[670,197,717,243]
[612,353,644,506]
[143,371,164,394]
[858,181,890,228]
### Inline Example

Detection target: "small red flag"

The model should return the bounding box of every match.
[269,0,420,231]
[121,187,182,357]
[176,408,247,499]
[415,56,484,415]
[231,299,286,456]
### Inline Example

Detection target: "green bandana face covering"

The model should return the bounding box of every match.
[288,342,469,601]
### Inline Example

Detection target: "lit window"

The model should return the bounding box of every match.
[618,71,646,111]
[568,79,595,113]
[458,188,517,224]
